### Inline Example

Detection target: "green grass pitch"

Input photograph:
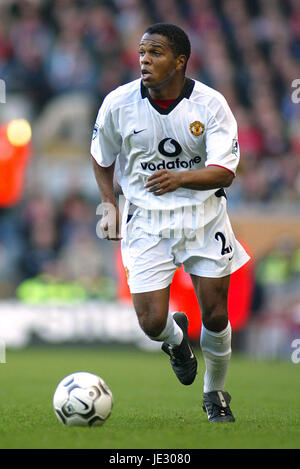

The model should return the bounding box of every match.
[0,346,299,449]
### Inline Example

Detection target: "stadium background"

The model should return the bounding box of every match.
[0,0,299,361]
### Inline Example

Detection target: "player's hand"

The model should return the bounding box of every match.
[144,170,181,196]
[97,205,122,241]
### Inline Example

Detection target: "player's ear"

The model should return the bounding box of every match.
[176,55,187,72]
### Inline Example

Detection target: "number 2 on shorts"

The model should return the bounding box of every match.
[215,231,233,256]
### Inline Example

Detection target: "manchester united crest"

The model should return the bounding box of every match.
[189,121,205,136]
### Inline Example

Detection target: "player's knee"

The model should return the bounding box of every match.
[202,305,228,332]
[137,311,166,338]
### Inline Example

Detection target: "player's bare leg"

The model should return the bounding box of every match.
[191,274,230,331]
[190,274,235,422]
[132,286,171,339]
[132,286,197,385]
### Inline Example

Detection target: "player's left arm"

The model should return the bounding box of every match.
[144,165,234,196]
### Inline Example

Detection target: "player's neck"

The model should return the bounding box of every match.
[148,76,186,100]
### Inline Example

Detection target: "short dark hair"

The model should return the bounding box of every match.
[144,23,191,64]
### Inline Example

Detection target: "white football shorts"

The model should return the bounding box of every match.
[121,193,250,294]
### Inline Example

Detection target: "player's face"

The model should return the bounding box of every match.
[139,33,184,90]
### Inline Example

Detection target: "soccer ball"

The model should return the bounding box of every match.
[53,372,113,427]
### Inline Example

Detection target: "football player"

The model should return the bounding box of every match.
[91,23,250,422]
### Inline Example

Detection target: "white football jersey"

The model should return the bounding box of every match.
[91,78,240,210]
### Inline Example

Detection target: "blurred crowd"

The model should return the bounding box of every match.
[0,0,299,309]
[252,234,300,315]
[0,0,299,204]
[0,191,118,300]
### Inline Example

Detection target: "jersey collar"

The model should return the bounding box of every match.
[140,78,195,115]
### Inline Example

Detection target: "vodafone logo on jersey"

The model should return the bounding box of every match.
[158,138,182,157]
[140,137,202,171]
[140,156,201,171]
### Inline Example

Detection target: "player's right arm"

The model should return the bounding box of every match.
[91,95,122,241]
[92,159,121,241]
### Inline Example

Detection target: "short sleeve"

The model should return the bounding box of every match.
[204,96,240,176]
[90,96,122,167]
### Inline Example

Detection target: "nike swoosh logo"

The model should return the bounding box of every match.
[188,344,195,359]
[74,396,89,410]
[217,391,227,407]
[133,129,146,134]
